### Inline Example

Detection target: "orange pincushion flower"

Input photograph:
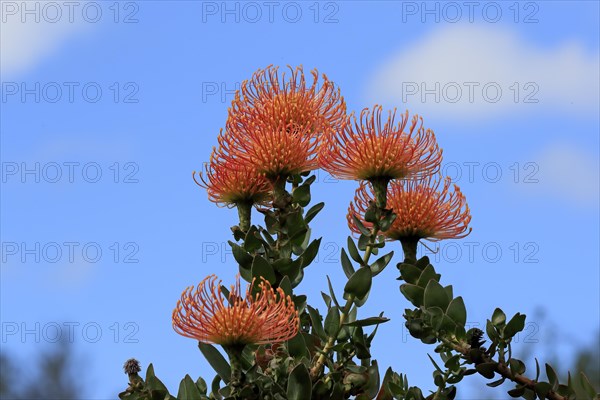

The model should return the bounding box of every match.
[348,177,472,241]
[220,119,319,178]
[319,106,442,181]
[172,275,299,347]
[224,65,347,177]
[194,144,272,207]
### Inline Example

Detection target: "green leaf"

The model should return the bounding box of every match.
[326,276,340,307]
[305,202,324,224]
[399,284,425,307]
[379,211,397,232]
[352,215,371,236]
[534,382,552,399]
[178,375,203,400]
[324,306,340,336]
[446,296,467,327]
[491,308,506,327]
[210,375,222,400]
[417,264,440,288]
[357,233,370,251]
[486,319,499,342]
[344,267,372,300]
[292,184,311,206]
[321,292,331,308]
[546,363,559,390]
[273,258,300,280]
[347,237,363,264]
[228,241,252,269]
[286,332,308,358]
[237,266,252,284]
[198,342,231,383]
[423,280,450,310]
[475,362,497,379]
[341,248,356,279]
[307,305,326,339]
[427,354,443,373]
[370,251,394,277]
[293,294,307,312]
[353,288,371,307]
[243,226,263,252]
[195,377,207,394]
[251,255,276,284]
[345,316,390,327]
[504,313,526,339]
[507,386,526,397]
[279,275,292,296]
[287,363,312,400]
[352,325,371,359]
[365,360,381,398]
[579,372,598,399]
[487,377,506,387]
[145,363,157,380]
[509,358,526,376]
[145,364,169,393]
[300,238,321,268]
[398,263,421,284]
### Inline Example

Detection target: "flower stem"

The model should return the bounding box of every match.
[236,201,252,233]
[309,294,355,379]
[440,337,567,400]
[224,345,245,396]
[370,177,390,209]
[310,226,380,379]
[400,237,419,265]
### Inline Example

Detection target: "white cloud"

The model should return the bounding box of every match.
[367,25,600,119]
[521,142,599,205]
[1,1,91,77]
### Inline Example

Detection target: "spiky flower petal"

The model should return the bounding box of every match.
[194,143,272,207]
[172,275,299,347]
[348,176,472,241]
[223,65,347,178]
[319,106,442,181]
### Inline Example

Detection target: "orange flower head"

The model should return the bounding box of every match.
[224,65,347,177]
[172,275,299,347]
[220,119,319,179]
[319,106,442,181]
[348,176,472,242]
[194,143,272,207]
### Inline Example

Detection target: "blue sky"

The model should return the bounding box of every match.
[1,1,599,398]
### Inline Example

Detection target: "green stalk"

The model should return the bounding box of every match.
[310,226,381,379]
[370,177,390,209]
[236,201,252,233]
[224,345,245,396]
[400,237,420,265]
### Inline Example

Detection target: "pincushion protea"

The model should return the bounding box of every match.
[218,119,319,179]
[223,65,347,178]
[194,144,272,207]
[319,105,442,183]
[172,275,299,347]
[348,176,472,242]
